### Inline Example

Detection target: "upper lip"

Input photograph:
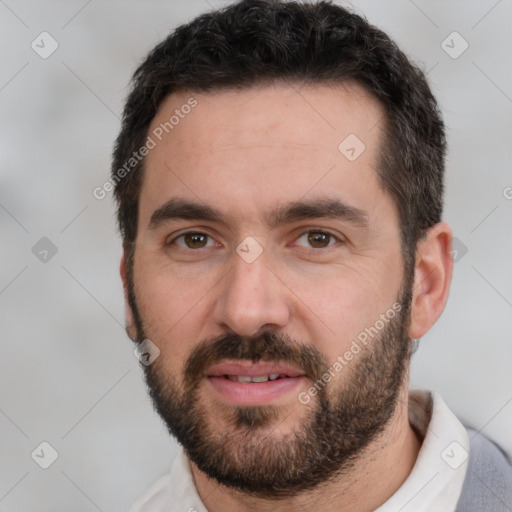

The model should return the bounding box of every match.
[206,361,306,378]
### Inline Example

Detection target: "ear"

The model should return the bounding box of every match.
[409,222,453,339]
[120,253,137,341]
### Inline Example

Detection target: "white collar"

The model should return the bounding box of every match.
[376,390,469,512]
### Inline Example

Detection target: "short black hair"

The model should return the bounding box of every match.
[112,0,445,272]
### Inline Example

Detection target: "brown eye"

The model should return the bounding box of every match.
[307,231,332,248]
[167,231,220,255]
[183,232,208,248]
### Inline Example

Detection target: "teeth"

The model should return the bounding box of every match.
[228,375,251,382]
[251,375,269,382]
[225,374,285,383]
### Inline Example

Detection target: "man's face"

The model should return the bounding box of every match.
[127,83,413,496]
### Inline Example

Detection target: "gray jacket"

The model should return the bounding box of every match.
[456,428,512,511]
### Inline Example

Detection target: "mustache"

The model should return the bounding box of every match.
[183,331,329,389]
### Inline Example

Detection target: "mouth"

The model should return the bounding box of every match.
[221,373,293,383]
[204,361,307,406]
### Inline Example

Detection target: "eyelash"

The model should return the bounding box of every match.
[167,229,343,250]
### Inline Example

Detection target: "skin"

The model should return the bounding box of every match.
[121,83,453,511]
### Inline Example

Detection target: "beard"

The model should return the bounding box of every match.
[128,271,414,499]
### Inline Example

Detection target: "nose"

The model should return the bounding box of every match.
[213,250,291,337]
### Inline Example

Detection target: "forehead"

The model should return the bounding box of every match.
[148,82,383,159]
[139,82,391,230]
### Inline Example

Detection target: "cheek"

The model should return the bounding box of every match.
[283,260,402,362]
[133,256,219,372]
[135,243,221,318]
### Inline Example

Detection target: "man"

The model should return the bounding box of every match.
[111,1,512,510]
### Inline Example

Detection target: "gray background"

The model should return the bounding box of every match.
[1,0,511,510]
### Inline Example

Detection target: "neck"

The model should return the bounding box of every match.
[189,386,422,512]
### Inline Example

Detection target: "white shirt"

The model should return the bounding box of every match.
[130,390,470,512]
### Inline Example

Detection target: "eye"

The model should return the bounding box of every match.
[171,232,217,249]
[295,230,339,249]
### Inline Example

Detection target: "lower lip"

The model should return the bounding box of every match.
[205,376,307,406]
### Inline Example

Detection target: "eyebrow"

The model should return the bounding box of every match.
[148,197,368,230]
[266,197,368,228]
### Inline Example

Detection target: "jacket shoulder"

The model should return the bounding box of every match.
[456,428,512,512]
